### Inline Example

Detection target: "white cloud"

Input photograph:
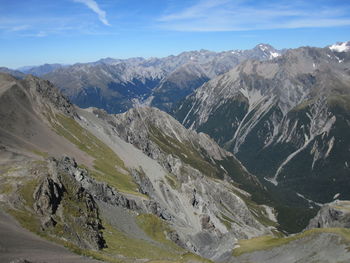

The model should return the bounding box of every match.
[158,0,350,32]
[73,0,110,26]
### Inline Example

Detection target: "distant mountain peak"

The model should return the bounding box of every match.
[254,43,275,50]
[39,44,283,113]
[17,63,66,77]
[253,43,281,59]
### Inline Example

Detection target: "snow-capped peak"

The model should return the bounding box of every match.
[255,44,280,59]
[329,41,350,52]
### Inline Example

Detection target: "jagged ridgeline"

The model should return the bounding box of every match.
[174,43,350,232]
[0,73,278,262]
[29,44,281,114]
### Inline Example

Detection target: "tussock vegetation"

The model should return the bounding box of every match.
[218,213,233,230]
[165,174,181,190]
[233,228,350,257]
[102,220,179,260]
[137,213,183,251]
[84,214,211,262]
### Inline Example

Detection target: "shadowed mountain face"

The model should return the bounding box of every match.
[40,44,282,113]
[174,43,350,226]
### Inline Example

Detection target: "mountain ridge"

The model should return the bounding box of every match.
[174,42,350,219]
[36,44,283,113]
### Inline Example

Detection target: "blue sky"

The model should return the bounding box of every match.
[1,0,350,68]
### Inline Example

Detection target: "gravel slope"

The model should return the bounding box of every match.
[0,209,102,263]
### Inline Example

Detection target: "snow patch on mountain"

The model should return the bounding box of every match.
[296,192,322,207]
[270,52,280,59]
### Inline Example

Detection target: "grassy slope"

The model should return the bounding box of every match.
[233,228,350,257]
[83,213,212,263]
[50,114,141,196]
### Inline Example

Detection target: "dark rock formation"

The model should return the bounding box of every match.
[32,157,106,250]
[200,214,215,231]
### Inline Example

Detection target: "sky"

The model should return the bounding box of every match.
[1,0,350,68]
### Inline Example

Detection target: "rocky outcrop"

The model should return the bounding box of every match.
[33,177,64,217]
[307,200,350,229]
[23,75,76,118]
[32,157,105,250]
[130,168,156,196]
[200,214,215,231]
[70,164,140,211]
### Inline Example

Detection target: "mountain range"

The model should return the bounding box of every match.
[175,41,350,229]
[1,41,350,263]
[18,63,66,76]
[1,71,350,263]
[1,44,282,114]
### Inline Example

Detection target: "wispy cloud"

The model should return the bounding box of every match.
[8,25,30,32]
[73,0,110,26]
[36,31,47,37]
[158,0,350,31]
[160,0,231,21]
[19,31,48,38]
[0,14,111,38]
